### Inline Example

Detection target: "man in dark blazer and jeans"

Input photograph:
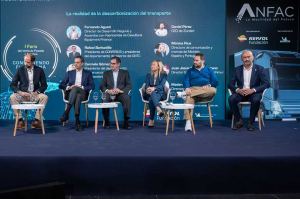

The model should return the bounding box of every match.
[10,53,48,129]
[228,50,270,131]
[100,56,132,130]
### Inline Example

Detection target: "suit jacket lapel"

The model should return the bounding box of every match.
[82,69,86,85]
[239,66,244,87]
[117,69,122,87]
[33,65,38,85]
[70,70,76,85]
[108,70,114,87]
[249,65,257,87]
[23,66,29,83]
[150,74,154,85]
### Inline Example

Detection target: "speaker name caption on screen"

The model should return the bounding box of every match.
[84,25,142,42]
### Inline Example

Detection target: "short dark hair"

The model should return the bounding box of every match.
[75,55,85,63]
[25,53,35,62]
[111,56,121,64]
[195,52,205,59]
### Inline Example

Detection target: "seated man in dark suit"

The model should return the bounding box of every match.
[10,53,48,129]
[59,55,95,131]
[100,56,132,130]
[228,50,270,131]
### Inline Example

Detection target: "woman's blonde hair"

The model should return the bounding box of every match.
[151,60,165,76]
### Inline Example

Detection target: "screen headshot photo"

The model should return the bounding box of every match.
[162,64,170,75]
[154,43,170,57]
[154,22,168,37]
[66,45,82,61]
[66,25,81,40]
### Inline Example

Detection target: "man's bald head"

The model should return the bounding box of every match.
[241,50,254,68]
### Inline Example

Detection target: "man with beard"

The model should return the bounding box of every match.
[10,53,48,129]
[183,52,218,131]
[228,50,270,131]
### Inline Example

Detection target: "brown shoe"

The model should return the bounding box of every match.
[31,119,42,129]
[232,119,243,130]
[17,119,25,129]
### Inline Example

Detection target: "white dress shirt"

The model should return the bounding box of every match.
[27,66,34,92]
[243,65,253,89]
[112,70,119,88]
[75,69,83,87]
[66,69,84,90]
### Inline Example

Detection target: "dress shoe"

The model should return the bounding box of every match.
[103,121,110,129]
[31,119,42,129]
[156,107,164,118]
[123,121,132,130]
[247,122,255,131]
[232,119,243,130]
[59,113,69,123]
[17,119,25,129]
[75,121,82,131]
[158,111,164,117]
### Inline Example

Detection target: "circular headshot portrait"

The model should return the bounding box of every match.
[66,25,81,40]
[162,64,170,75]
[154,43,170,57]
[154,22,168,37]
[66,45,81,60]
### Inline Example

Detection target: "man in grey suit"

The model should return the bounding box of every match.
[100,56,132,130]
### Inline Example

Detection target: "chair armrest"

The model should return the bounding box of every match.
[228,88,232,96]
[139,87,149,103]
[85,90,93,102]
[60,89,69,103]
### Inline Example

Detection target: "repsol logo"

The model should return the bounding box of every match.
[248,37,268,41]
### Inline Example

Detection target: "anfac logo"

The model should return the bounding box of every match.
[236,3,255,22]
[236,3,294,23]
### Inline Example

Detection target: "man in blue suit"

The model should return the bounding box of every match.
[228,50,270,131]
[59,55,95,131]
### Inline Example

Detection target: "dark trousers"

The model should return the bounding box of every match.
[65,87,86,116]
[102,93,131,122]
[228,92,262,124]
[143,92,164,120]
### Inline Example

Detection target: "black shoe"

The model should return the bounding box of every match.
[123,121,132,130]
[103,121,110,129]
[75,121,82,131]
[158,111,164,118]
[59,113,69,123]
[232,119,243,130]
[247,123,255,131]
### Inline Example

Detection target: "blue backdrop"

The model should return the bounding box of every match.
[1,0,226,121]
